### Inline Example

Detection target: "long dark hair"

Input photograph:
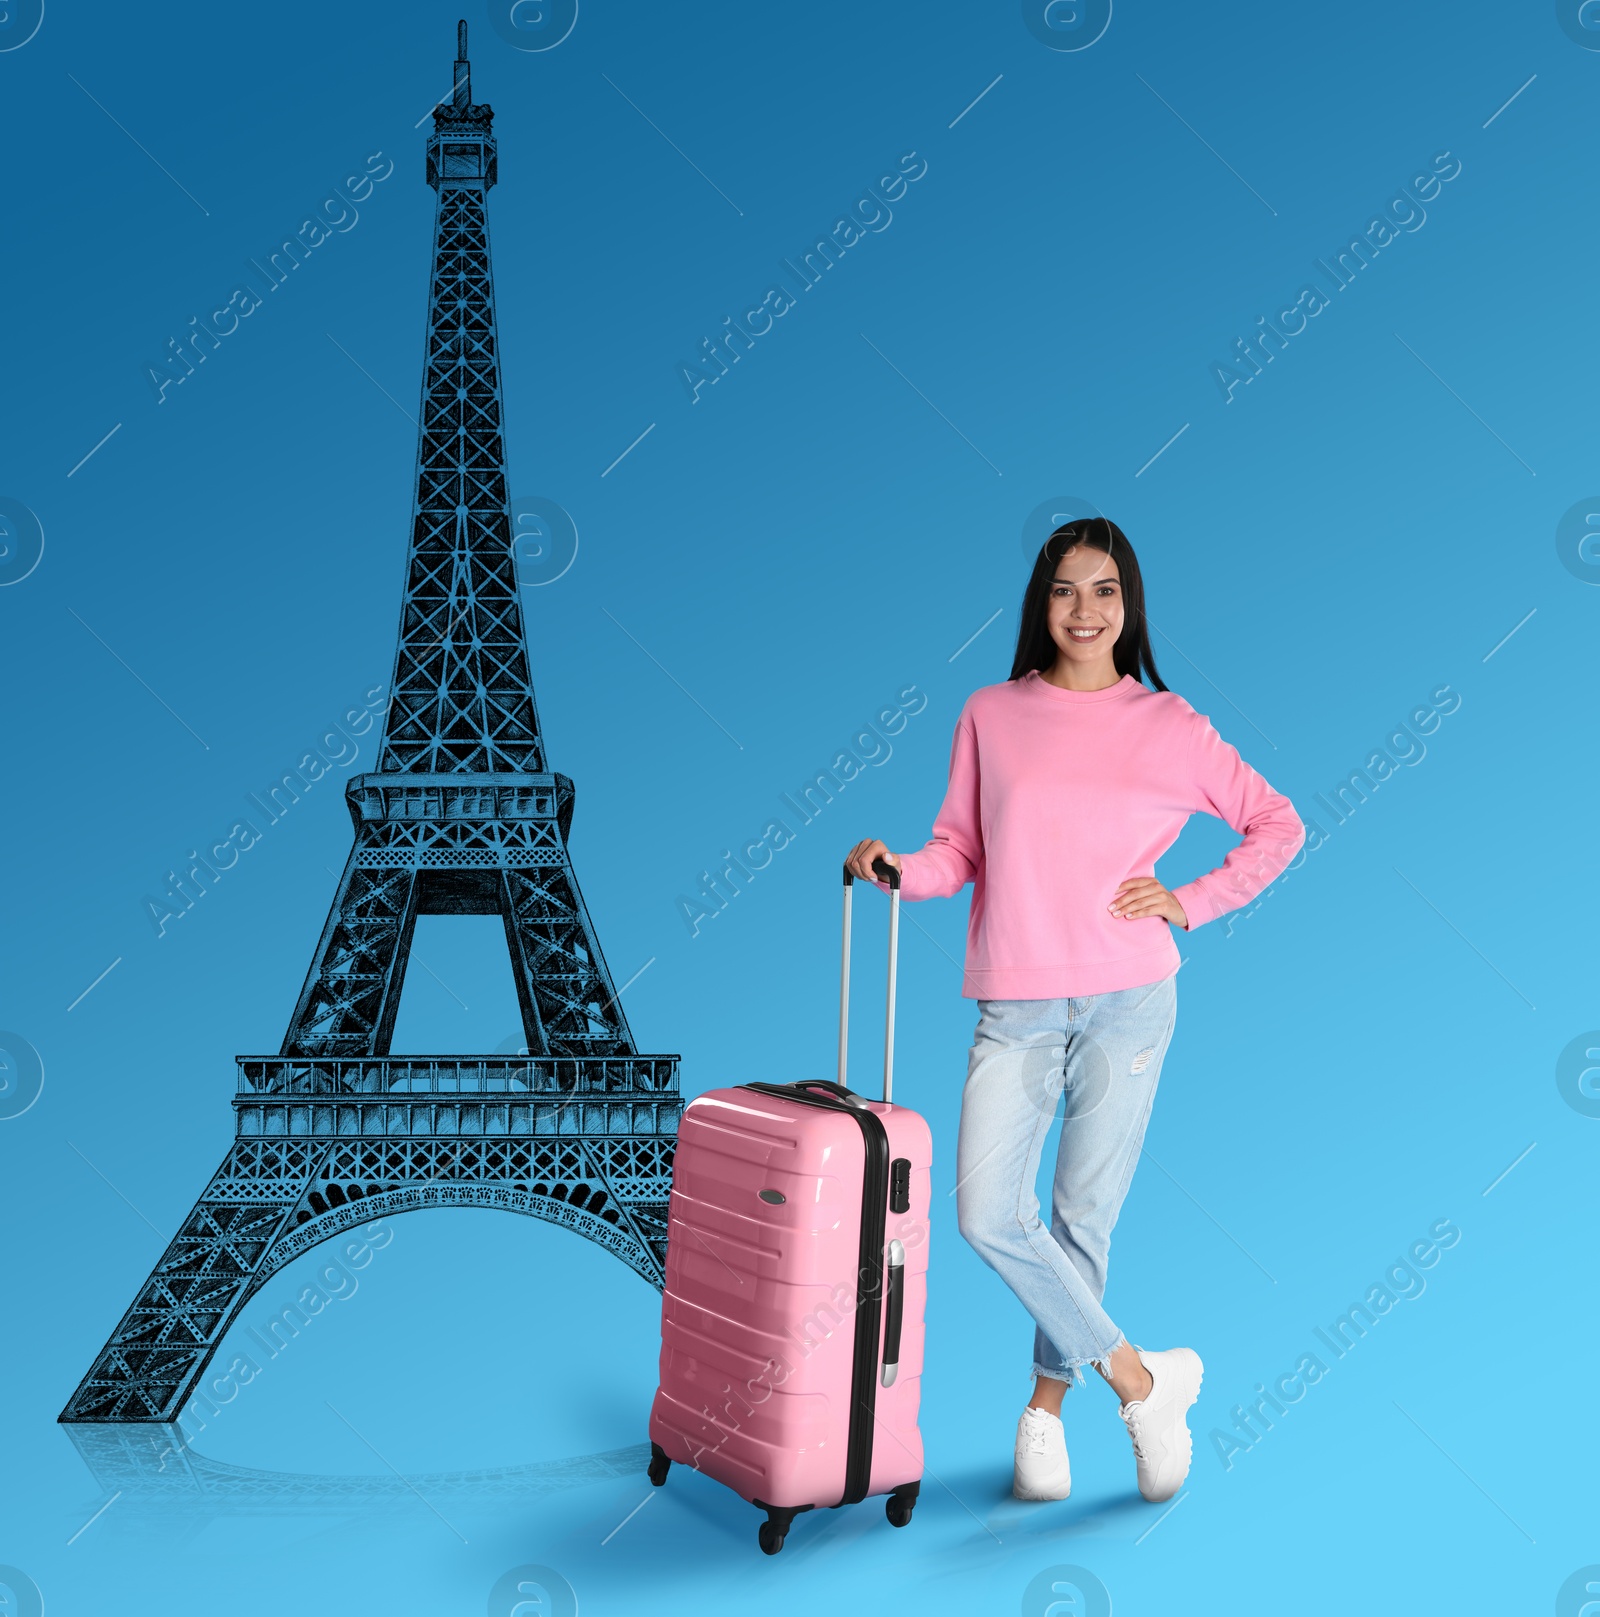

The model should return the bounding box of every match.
[1009,517,1168,691]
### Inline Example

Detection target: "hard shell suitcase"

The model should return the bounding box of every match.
[646,858,932,1554]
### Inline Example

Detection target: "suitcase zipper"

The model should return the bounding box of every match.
[742,1082,891,1506]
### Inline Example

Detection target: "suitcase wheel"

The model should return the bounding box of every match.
[886,1482,919,1528]
[647,1442,671,1487]
[753,1501,810,1554]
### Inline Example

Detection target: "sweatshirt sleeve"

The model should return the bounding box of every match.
[1168,712,1305,931]
[870,715,982,901]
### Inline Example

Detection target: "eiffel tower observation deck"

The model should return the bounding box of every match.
[61,22,682,1425]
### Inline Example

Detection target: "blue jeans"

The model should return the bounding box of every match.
[954,972,1178,1387]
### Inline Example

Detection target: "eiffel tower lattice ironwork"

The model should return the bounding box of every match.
[61,22,681,1424]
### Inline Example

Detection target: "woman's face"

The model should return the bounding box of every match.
[1046,543,1125,670]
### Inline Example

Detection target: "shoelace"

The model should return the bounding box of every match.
[1020,1411,1055,1456]
[1122,1402,1148,1460]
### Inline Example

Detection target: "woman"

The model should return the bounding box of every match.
[846,517,1303,1505]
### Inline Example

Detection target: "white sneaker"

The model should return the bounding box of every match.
[1013,1405,1072,1500]
[1119,1346,1203,1502]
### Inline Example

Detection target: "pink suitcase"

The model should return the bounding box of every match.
[647,858,932,1553]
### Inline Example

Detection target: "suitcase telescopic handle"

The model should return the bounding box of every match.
[838,857,901,1104]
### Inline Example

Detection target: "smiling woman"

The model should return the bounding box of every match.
[846,515,1304,1508]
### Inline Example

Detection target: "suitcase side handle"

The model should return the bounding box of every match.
[838,857,901,1104]
[881,1238,906,1387]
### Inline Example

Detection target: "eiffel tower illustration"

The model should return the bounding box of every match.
[61,22,682,1424]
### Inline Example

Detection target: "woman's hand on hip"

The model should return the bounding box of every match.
[845,839,900,883]
[1109,877,1189,929]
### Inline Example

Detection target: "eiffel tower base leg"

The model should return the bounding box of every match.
[60,1142,317,1423]
[61,1124,672,1424]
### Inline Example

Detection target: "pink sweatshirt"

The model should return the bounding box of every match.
[873,670,1304,998]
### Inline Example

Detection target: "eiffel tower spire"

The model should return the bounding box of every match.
[453,18,471,109]
[60,26,681,1425]
[381,16,540,775]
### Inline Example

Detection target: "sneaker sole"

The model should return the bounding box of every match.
[1013,1474,1073,1502]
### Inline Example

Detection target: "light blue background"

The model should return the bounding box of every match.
[2,1,1595,1613]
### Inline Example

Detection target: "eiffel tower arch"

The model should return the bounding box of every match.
[61,22,681,1425]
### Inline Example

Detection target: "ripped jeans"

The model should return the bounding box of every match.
[954,972,1178,1387]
